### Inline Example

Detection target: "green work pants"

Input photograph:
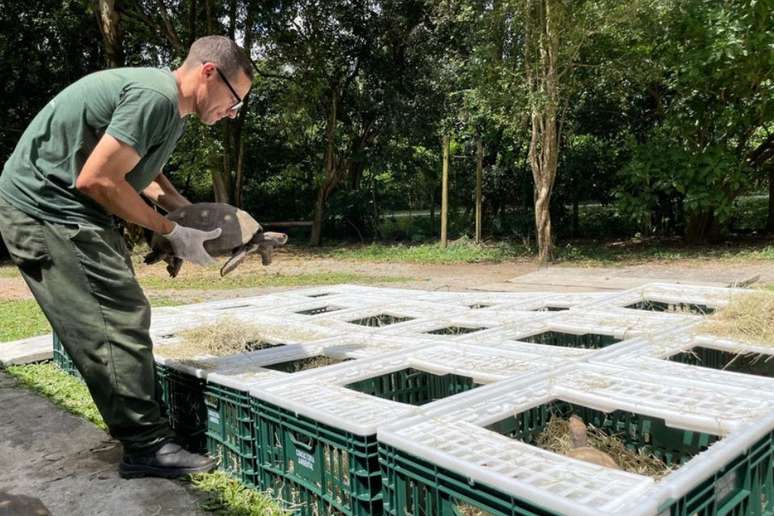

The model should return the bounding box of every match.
[0,197,172,455]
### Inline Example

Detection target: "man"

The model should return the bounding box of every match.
[0,35,253,478]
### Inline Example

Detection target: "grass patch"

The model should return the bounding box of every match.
[553,241,774,266]
[148,296,202,307]
[0,264,20,278]
[698,290,774,346]
[4,363,106,430]
[139,272,410,290]
[0,299,50,342]
[310,238,774,266]
[191,471,289,515]
[0,297,192,344]
[323,239,529,264]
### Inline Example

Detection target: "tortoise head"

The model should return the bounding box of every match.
[219,231,289,276]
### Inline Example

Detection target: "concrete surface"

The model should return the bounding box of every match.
[0,335,52,367]
[475,266,759,292]
[0,372,207,516]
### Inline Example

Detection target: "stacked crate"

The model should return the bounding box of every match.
[44,282,774,516]
[378,362,774,515]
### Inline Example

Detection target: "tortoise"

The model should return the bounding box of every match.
[144,202,288,278]
[566,414,620,469]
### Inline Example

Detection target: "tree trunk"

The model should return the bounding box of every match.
[231,4,256,209]
[310,187,326,246]
[440,135,450,248]
[429,191,435,237]
[310,87,340,246]
[94,0,123,67]
[572,199,579,237]
[685,209,719,244]
[211,148,230,202]
[204,0,213,32]
[234,136,246,208]
[524,0,560,264]
[768,168,774,234]
[475,139,483,243]
[188,0,197,47]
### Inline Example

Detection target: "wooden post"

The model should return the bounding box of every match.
[441,135,450,248]
[475,139,483,243]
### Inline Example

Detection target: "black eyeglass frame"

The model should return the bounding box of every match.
[203,61,245,112]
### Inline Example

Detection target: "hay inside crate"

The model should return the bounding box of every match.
[485,399,718,480]
[158,317,326,362]
[698,290,774,347]
[345,368,482,406]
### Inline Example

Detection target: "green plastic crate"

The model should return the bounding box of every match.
[156,365,207,453]
[380,442,554,515]
[381,401,772,516]
[625,300,715,316]
[668,347,774,379]
[345,368,481,406]
[519,330,621,349]
[253,398,383,515]
[52,332,83,381]
[205,383,259,486]
[661,431,774,516]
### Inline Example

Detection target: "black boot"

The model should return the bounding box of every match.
[119,442,216,479]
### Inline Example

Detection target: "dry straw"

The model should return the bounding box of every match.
[536,417,672,479]
[158,316,325,362]
[698,290,774,347]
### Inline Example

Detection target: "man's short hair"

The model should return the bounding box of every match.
[184,36,254,82]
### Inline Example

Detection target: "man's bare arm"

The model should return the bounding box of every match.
[75,134,175,235]
[142,173,192,213]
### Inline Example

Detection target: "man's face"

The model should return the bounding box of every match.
[195,63,252,125]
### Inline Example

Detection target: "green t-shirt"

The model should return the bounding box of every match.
[0,67,186,227]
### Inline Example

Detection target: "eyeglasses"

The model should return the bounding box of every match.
[204,62,244,112]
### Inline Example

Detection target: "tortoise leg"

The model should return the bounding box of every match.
[255,232,288,266]
[165,256,184,278]
[143,249,164,265]
[220,244,257,276]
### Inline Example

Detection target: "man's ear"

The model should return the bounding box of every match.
[200,62,216,81]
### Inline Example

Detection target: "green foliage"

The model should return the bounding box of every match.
[613,0,773,240]
[0,0,102,160]
[0,300,50,342]
[617,132,748,235]
[0,0,771,254]
[5,363,107,430]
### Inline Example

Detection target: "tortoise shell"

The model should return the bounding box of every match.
[165,202,262,256]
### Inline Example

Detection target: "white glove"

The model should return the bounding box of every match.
[162,223,222,266]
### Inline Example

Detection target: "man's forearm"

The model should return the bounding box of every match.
[143,173,191,213]
[81,178,175,234]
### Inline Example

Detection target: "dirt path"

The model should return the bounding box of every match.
[2,248,772,304]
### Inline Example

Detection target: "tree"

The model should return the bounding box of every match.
[616,0,774,242]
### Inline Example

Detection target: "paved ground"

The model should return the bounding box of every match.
[0,372,207,516]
